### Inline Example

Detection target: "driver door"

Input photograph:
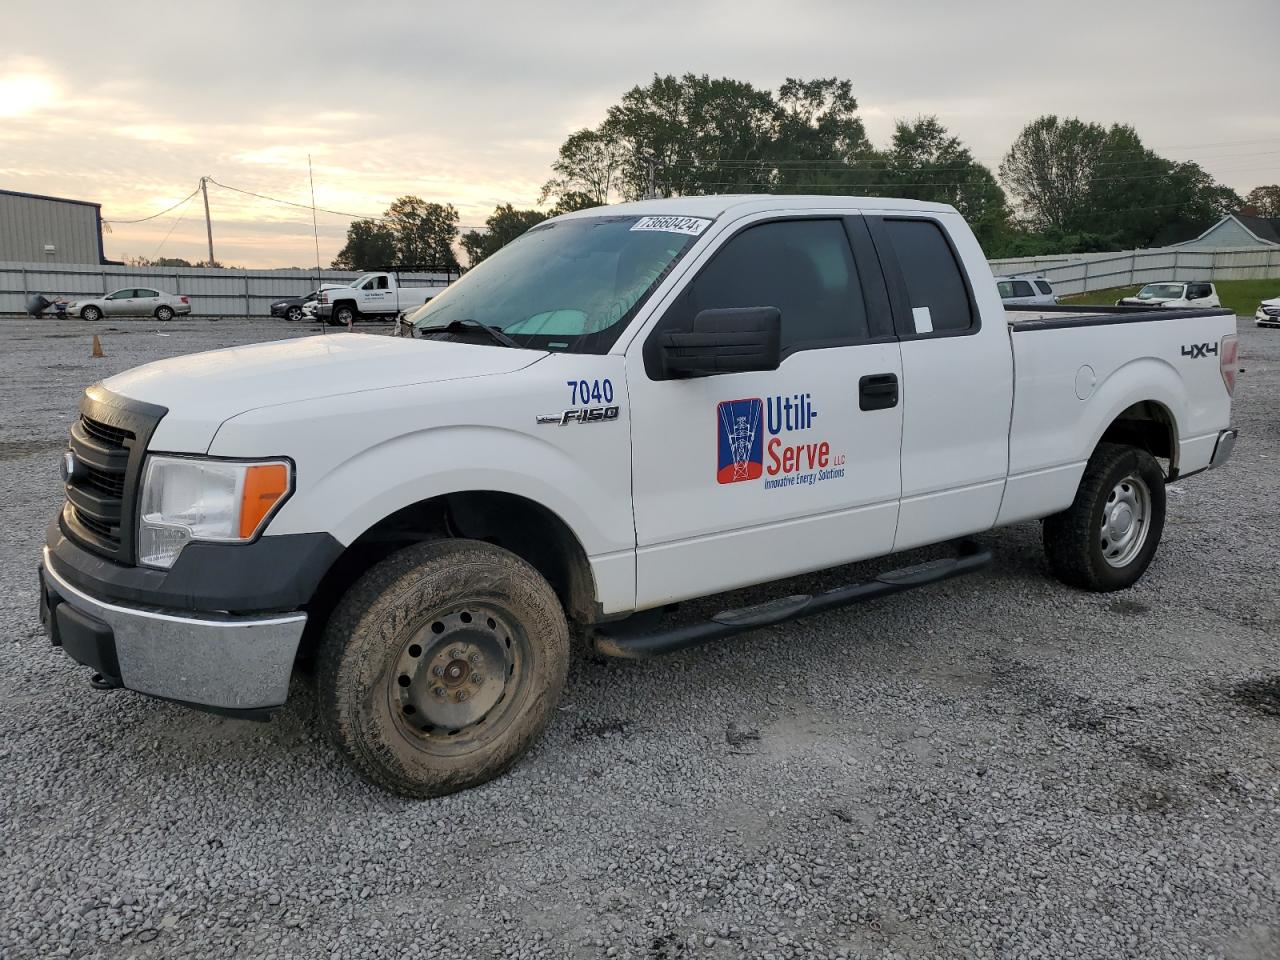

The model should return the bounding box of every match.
[103,289,136,316]
[626,215,904,608]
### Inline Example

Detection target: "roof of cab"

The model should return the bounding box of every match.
[552,194,958,222]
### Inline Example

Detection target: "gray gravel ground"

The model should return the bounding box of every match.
[0,317,1277,960]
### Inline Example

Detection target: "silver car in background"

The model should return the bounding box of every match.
[995,275,1058,306]
[67,287,192,322]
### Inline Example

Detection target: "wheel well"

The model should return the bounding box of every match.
[1099,401,1177,474]
[297,492,596,661]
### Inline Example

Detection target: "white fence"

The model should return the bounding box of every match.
[0,262,454,318]
[988,245,1280,296]
[5,243,1279,317]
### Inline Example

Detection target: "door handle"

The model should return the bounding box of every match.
[858,373,899,411]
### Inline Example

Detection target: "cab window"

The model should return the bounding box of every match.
[662,218,870,355]
[884,218,974,333]
[1010,280,1034,298]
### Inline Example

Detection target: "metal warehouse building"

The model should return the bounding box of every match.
[0,188,106,264]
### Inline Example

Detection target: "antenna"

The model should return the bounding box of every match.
[309,154,325,336]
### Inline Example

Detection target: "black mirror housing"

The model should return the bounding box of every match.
[660,306,781,379]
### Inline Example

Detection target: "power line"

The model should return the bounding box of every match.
[205,178,488,231]
[150,191,198,260]
[102,185,200,224]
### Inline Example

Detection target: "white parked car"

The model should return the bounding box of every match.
[995,276,1057,305]
[67,287,191,322]
[1255,296,1280,328]
[41,195,1238,797]
[1117,282,1220,309]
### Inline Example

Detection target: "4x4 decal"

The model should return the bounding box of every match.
[1181,342,1219,359]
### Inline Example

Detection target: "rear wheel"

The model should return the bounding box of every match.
[155,305,174,322]
[81,306,102,322]
[316,539,569,797]
[1043,442,1166,591]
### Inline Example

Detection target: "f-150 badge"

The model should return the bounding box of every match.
[537,406,620,426]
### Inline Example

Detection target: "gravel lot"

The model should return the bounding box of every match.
[0,317,1277,960]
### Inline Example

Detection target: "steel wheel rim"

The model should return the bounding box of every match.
[1100,473,1151,568]
[386,602,529,756]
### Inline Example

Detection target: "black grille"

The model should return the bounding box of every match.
[61,387,166,564]
[80,416,131,449]
[72,505,115,539]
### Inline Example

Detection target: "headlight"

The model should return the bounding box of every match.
[137,456,292,569]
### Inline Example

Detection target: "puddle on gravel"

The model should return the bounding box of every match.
[0,440,64,461]
[1229,675,1280,717]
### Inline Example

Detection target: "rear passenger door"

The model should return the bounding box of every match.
[627,214,904,608]
[867,214,1013,550]
[133,288,161,316]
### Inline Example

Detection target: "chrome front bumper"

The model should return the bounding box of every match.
[41,547,306,712]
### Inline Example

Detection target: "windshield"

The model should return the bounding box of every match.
[1137,283,1185,300]
[407,214,707,353]
[351,274,377,289]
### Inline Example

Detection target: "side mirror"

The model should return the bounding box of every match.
[660,307,781,379]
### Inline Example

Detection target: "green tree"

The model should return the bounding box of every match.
[605,73,778,197]
[771,78,875,192]
[540,127,624,211]
[876,116,1010,249]
[1001,116,1242,249]
[460,204,548,267]
[331,219,398,270]
[386,196,460,268]
[1244,184,1280,217]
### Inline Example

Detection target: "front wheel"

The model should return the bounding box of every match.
[286,305,303,322]
[1043,442,1167,591]
[331,305,355,326]
[316,539,569,797]
[81,306,102,322]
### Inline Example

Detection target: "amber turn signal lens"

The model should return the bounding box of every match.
[239,463,290,538]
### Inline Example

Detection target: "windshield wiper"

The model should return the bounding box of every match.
[420,318,520,348]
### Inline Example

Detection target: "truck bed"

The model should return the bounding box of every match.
[996,303,1236,528]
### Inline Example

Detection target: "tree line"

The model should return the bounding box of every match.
[333,73,1278,270]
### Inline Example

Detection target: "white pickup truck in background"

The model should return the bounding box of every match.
[40,195,1238,798]
[316,270,449,325]
[1117,281,1221,309]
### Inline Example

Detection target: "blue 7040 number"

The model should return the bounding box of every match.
[567,379,614,405]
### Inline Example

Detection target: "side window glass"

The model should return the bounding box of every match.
[1011,280,1034,298]
[996,281,1014,298]
[680,219,870,352]
[376,276,389,290]
[136,288,158,298]
[1035,280,1053,295]
[884,218,974,333]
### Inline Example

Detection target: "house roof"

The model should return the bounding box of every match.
[1235,215,1280,244]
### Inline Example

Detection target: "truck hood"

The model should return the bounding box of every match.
[105,335,546,451]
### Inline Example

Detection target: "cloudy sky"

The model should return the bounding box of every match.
[3,0,1277,267]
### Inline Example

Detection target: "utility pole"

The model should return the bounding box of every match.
[200,176,215,266]
[645,153,658,200]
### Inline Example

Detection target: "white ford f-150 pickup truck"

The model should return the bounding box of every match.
[315,270,447,325]
[39,195,1239,797]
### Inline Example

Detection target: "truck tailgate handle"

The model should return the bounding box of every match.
[859,373,899,411]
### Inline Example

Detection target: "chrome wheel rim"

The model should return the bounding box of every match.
[388,603,527,756]
[1100,474,1151,568]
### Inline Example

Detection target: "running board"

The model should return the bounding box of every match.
[593,539,992,660]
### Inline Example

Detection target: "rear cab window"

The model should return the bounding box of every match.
[881,218,975,335]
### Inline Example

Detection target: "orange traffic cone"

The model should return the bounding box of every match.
[91,335,104,358]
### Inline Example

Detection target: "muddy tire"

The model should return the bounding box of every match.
[1043,442,1166,592]
[316,539,569,797]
